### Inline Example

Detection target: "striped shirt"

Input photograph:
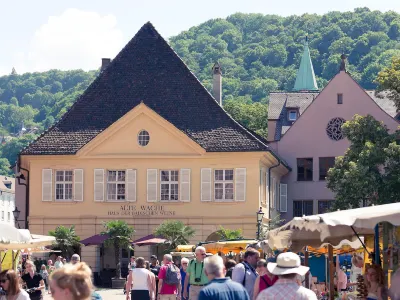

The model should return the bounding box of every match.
[256,279,317,300]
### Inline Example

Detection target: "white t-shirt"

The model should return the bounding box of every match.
[0,290,30,300]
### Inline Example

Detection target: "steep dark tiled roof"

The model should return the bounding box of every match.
[22,23,272,155]
[269,92,318,140]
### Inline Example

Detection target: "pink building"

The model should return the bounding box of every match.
[268,43,399,221]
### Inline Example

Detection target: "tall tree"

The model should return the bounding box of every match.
[101,220,135,279]
[376,56,400,111]
[154,220,196,253]
[326,115,400,209]
[49,225,81,258]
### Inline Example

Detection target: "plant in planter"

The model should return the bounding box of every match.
[101,220,135,288]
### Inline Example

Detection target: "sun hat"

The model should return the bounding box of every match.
[267,252,309,276]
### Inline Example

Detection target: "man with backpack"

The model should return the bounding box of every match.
[232,248,260,299]
[158,254,182,300]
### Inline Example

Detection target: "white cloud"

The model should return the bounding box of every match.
[14,9,124,73]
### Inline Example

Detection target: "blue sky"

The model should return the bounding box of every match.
[0,0,399,75]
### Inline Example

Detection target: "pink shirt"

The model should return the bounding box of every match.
[158,263,178,295]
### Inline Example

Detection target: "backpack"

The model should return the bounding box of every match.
[164,264,181,285]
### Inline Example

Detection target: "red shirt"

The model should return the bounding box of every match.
[259,274,278,293]
[158,263,178,295]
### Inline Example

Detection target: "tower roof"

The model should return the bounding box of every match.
[293,37,319,92]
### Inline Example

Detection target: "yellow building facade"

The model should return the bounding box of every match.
[16,23,289,272]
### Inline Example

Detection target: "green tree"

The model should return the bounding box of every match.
[376,56,400,111]
[101,220,135,279]
[224,99,268,137]
[0,134,37,164]
[326,115,400,209]
[49,225,81,258]
[154,220,196,253]
[216,226,243,240]
[0,158,12,176]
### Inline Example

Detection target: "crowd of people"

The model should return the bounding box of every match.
[0,254,101,300]
[123,247,400,300]
[123,247,319,300]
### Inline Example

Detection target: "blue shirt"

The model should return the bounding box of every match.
[180,268,189,294]
[198,278,250,300]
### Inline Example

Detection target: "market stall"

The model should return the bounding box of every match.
[265,203,400,300]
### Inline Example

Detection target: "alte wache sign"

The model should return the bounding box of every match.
[108,205,176,217]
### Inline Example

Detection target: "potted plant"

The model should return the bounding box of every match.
[101,220,135,288]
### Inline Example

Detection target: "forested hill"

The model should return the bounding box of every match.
[1,7,400,174]
[170,7,400,101]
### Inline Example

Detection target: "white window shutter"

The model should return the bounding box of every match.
[147,169,157,202]
[74,169,84,202]
[280,183,287,212]
[42,169,52,202]
[201,168,211,202]
[271,178,275,209]
[276,181,280,210]
[126,169,136,202]
[180,169,191,202]
[235,168,246,202]
[94,169,104,202]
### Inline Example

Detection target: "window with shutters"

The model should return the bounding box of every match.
[55,170,73,200]
[297,158,313,181]
[1,211,3,221]
[214,169,234,201]
[160,170,179,201]
[7,212,10,222]
[107,170,126,201]
[293,200,313,217]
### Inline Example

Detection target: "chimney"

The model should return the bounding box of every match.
[339,54,347,72]
[212,62,222,106]
[101,58,111,72]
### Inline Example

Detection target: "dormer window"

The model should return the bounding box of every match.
[288,110,298,121]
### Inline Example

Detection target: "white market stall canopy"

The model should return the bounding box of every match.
[0,224,55,250]
[266,203,400,251]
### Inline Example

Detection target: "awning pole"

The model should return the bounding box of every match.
[328,244,334,300]
[350,226,370,255]
[1,251,6,264]
[304,247,310,289]
[375,225,380,264]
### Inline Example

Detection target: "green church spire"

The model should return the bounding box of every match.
[293,36,319,91]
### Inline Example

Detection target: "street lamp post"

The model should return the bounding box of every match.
[256,207,264,240]
[12,207,21,228]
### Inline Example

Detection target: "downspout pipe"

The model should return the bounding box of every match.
[268,157,281,227]
[17,154,29,229]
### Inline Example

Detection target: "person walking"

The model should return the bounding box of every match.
[70,254,81,265]
[49,262,93,300]
[225,260,236,279]
[232,248,259,299]
[0,269,30,300]
[179,258,189,298]
[54,257,63,270]
[256,252,317,300]
[150,255,161,298]
[39,265,49,293]
[158,254,181,300]
[183,246,209,300]
[198,255,250,300]
[21,260,45,300]
[253,260,277,300]
[125,257,154,300]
